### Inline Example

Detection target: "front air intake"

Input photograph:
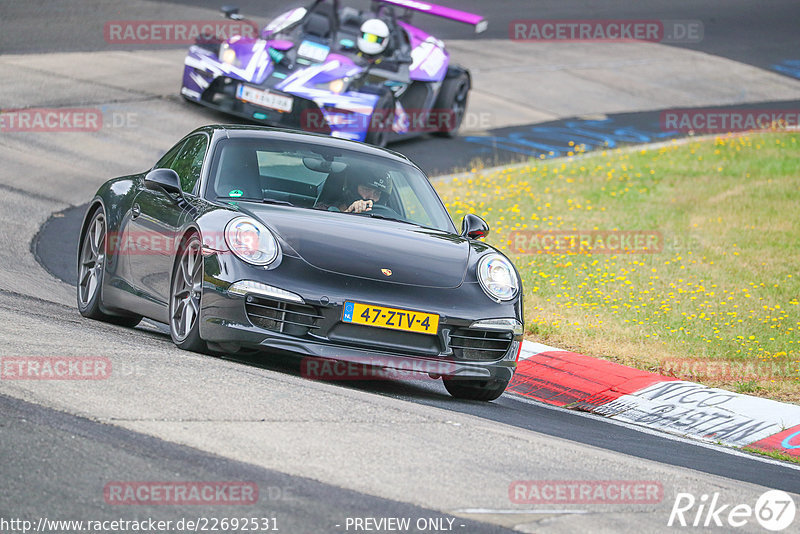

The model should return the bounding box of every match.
[245,296,324,337]
[449,328,514,361]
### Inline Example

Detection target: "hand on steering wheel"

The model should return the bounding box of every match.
[344,199,373,213]
[359,203,399,218]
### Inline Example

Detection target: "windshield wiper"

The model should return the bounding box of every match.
[260,198,294,206]
[356,212,415,226]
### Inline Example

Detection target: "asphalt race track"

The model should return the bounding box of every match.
[3,0,800,174]
[6,0,800,70]
[2,1,800,533]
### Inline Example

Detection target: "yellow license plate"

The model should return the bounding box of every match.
[342,302,439,335]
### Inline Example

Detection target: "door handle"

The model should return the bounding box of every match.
[131,203,141,219]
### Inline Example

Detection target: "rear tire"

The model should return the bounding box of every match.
[169,233,208,353]
[77,207,142,328]
[442,377,508,402]
[364,90,395,148]
[433,71,469,138]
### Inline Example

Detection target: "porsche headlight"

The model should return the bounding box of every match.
[477,254,519,301]
[224,217,278,266]
[220,42,240,66]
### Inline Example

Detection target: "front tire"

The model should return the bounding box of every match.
[364,90,394,148]
[433,71,470,138]
[169,233,208,352]
[77,208,142,327]
[442,377,508,402]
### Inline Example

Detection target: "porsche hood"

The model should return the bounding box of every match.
[243,205,469,288]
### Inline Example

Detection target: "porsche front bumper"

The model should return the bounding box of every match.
[199,253,522,383]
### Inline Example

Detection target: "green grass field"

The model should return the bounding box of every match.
[434,132,800,402]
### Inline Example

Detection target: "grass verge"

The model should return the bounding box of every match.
[741,447,800,466]
[434,132,800,402]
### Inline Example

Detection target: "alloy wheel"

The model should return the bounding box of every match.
[170,238,203,342]
[78,211,106,307]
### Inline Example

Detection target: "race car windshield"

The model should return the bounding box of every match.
[206,138,456,233]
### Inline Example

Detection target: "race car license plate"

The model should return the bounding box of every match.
[236,85,293,113]
[342,302,439,336]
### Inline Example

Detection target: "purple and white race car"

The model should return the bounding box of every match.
[180,0,486,146]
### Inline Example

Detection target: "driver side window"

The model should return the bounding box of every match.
[154,140,185,170]
[170,135,209,195]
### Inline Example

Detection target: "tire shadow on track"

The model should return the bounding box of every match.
[221,349,456,403]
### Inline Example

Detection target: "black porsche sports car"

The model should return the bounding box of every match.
[77,125,523,400]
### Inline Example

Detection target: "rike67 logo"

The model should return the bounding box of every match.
[668,490,796,531]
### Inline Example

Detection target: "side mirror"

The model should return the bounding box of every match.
[145,168,183,197]
[461,213,489,240]
[220,5,242,20]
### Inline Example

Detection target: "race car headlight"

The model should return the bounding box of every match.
[329,78,346,94]
[224,217,278,266]
[220,42,240,67]
[314,78,348,94]
[477,254,519,302]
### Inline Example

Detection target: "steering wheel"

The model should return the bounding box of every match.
[365,203,400,216]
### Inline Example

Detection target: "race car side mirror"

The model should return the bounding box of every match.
[461,213,490,240]
[220,6,242,20]
[145,168,183,198]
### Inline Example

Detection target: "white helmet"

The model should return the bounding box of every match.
[358,19,390,55]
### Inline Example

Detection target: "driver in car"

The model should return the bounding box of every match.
[356,18,411,82]
[319,172,393,213]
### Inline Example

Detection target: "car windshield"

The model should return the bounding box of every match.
[205,137,456,232]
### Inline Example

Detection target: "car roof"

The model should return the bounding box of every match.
[191,124,417,167]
